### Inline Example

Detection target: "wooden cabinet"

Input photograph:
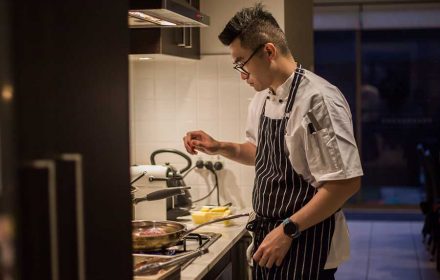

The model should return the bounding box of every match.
[130,0,202,59]
[2,1,132,279]
[130,27,201,59]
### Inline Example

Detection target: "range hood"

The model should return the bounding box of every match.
[129,0,210,28]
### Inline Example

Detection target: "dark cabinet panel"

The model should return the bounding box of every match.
[163,27,201,59]
[18,165,53,280]
[8,1,132,279]
[130,27,201,59]
[129,0,202,59]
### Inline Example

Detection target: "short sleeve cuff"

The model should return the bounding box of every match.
[315,169,364,183]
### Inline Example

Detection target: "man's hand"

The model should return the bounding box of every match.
[183,130,256,165]
[253,225,293,268]
[183,130,220,155]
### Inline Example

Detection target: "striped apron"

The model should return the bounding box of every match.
[251,65,336,280]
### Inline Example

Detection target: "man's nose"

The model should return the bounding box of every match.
[240,72,249,80]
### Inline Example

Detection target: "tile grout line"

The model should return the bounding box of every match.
[410,222,425,280]
[365,222,373,280]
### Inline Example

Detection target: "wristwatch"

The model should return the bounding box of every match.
[282,218,301,239]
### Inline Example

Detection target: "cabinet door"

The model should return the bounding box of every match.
[162,27,201,59]
[162,0,201,59]
[12,1,132,279]
[129,0,202,59]
[18,163,55,280]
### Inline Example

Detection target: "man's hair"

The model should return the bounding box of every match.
[218,3,290,56]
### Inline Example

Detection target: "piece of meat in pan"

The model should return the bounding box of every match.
[133,227,168,237]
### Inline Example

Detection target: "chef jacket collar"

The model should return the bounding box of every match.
[268,70,296,101]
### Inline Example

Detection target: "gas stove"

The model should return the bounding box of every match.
[135,232,220,257]
[133,232,221,279]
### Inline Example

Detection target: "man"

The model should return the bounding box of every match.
[183,4,363,280]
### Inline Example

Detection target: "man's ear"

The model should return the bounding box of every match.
[264,43,277,60]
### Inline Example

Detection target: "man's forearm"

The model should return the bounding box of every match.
[290,177,361,231]
[218,141,256,165]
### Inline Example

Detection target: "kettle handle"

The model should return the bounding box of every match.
[150,149,192,174]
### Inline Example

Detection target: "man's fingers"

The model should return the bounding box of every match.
[192,139,207,148]
[183,130,217,155]
[186,131,203,140]
[191,140,210,153]
[184,142,196,155]
[183,135,199,155]
[254,247,270,267]
[275,257,284,267]
[265,256,276,269]
[182,136,190,150]
[253,248,263,263]
[258,253,269,267]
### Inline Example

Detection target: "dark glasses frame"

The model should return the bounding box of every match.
[233,44,266,76]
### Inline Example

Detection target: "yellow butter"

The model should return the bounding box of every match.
[206,211,224,220]
[210,206,229,212]
[222,210,232,226]
[191,211,208,224]
[193,207,234,226]
[200,206,214,212]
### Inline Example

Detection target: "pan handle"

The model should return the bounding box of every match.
[134,248,208,275]
[185,213,250,235]
[133,187,191,204]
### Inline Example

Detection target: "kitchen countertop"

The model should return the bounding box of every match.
[177,215,249,280]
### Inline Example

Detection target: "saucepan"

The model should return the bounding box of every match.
[132,213,249,251]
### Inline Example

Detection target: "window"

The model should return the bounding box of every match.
[314,4,440,206]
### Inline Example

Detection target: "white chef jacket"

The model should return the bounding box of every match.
[245,68,364,269]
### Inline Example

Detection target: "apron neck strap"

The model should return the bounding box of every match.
[284,64,304,115]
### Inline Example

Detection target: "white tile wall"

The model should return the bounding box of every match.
[129,55,256,209]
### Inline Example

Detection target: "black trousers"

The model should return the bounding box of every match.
[319,268,337,280]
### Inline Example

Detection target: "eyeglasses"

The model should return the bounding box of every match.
[233,44,265,76]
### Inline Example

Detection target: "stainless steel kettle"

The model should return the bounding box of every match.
[149,149,193,220]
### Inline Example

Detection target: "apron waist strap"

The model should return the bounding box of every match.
[246,209,342,232]
[246,214,285,232]
[255,214,286,222]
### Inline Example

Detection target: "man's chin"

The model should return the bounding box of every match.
[250,84,267,92]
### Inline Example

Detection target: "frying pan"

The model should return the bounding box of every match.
[132,213,249,251]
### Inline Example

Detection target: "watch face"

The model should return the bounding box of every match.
[284,221,298,236]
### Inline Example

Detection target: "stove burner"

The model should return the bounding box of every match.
[133,232,220,253]
[132,232,221,269]
[182,233,203,250]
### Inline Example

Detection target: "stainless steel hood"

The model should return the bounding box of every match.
[129,0,209,28]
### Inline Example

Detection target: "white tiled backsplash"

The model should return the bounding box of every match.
[129,55,256,209]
